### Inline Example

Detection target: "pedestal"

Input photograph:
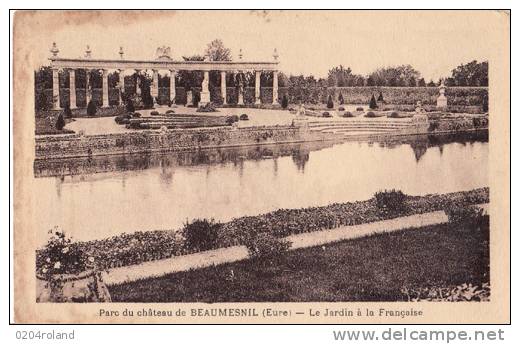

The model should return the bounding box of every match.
[436,95,448,109]
[199,91,210,106]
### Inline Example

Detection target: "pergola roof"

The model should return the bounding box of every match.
[49,57,279,72]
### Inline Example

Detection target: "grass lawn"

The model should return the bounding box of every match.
[109,217,489,302]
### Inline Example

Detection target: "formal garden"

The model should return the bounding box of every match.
[36,187,489,302]
[109,212,489,302]
[36,187,488,284]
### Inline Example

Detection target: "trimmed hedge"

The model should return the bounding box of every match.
[36,86,489,111]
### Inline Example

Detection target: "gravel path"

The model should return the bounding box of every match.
[102,204,488,286]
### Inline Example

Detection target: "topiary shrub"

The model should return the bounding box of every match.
[374,189,407,214]
[114,114,131,124]
[388,111,400,118]
[242,231,290,265]
[126,100,135,113]
[428,120,440,132]
[445,204,486,228]
[197,103,218,112]
[343,111,354,117]
[87,100,97,116]
[338,106,345,111]
[132,112,142,118]
[369,94,378,109]
[482,93,488,113]
[365,111,376,117]
[63,105,72,119]
[226,115,239,125]
[322,111,332,117]
[281,95,288,109]
[150,110,160,116]
[55,113,65,130]
[327,95,334,109]
[338,93,344,105]
[165,109,175,115]
[181,219,221,252]
[239,114,249,121]
[377,91,384,102]
[356,107,364,111]
[142,93,154,109]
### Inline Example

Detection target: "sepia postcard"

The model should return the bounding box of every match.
[12,10,510,324]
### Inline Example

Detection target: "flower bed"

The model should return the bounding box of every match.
[36,188,489,273]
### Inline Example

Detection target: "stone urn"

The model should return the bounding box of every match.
[36,270,111,303]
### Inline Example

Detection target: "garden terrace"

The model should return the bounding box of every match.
[35,188,488,274]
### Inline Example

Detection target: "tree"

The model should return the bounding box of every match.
[449,60,488,86]
[205,39,232,90]
[205,39,232,61]
[178,55,204,91]
[338,93,344,105]
[55,112,65,130]
[418,78,426,87]
[34,66,52,111]
[327,65,363,87]
[326,94,334,109]
[369,94,378,109]
[367,65,421,87]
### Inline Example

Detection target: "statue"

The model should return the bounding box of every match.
[437,80,448,109]
[202,74,209,91]
[296,103,306,117]
[156,46,172,60]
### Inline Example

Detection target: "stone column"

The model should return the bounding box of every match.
[220,71,227,105]
[135,70,142,96]
[52,68,60,109]
[255,70,261,105]
[69,69,77,109]
[102,69,109,107]
[272,71,279,104]
[200,70,210,105]
[85,69,91,105]
[152,69,159,99]
[169,69,176,104]
[118,69,125,105]
[237,73,244,105]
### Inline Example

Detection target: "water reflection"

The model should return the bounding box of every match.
[34,132,488,245]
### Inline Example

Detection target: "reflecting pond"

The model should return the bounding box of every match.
[34,132,488,245]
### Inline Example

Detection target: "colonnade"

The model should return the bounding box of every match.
[51,67,279,109]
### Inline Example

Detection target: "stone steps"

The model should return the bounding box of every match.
[311,123,413,130]
[321,128,404,134]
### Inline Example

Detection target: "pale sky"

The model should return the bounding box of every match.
[26,10,500,81]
